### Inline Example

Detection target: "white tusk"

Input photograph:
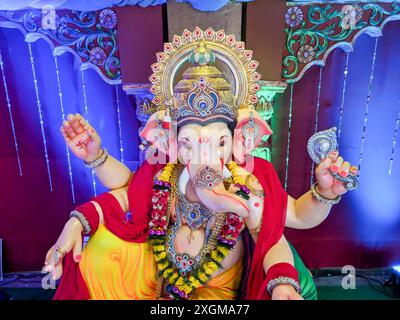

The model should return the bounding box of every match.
[179,167,190,195]
[223,165,232,179]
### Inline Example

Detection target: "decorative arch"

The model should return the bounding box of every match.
[283,2,400,83]
[0,8,121,84]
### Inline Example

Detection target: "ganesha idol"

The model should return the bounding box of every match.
[43,28,358,300]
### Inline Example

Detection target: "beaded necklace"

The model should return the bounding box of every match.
[166,185,215,276]
[149,162,244,299]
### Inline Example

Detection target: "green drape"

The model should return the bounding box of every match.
[290,242,318,300]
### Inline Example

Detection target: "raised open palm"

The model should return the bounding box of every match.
[60,113,101,162]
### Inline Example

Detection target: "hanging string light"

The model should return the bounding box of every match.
[389,111,400,175]
[54,55,76,203]
[115,84,124,163]
[358,37,379,177]
[0,49,23,176]
[338,52,350,139]
[80,69,97,196]
[28,42,53,191]
[310,65,324,186]
[284,82,294,190]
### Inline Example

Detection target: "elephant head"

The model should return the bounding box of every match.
[140,35,271,217]
[140,106,272,217]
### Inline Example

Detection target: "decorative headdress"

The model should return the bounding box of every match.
[149,27,262,127]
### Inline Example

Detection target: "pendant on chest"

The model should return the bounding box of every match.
[166,192,214,276]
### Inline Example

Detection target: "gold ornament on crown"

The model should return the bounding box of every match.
[148,27,262,114]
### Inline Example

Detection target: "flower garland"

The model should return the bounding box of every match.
[226,161,251,200]
[149,163,244,300]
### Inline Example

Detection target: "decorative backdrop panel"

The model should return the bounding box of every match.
[275,19,400,268]
[0,8,121,83]
[0,25,139,271]
[0,0,252,12]
[283,2,400,83]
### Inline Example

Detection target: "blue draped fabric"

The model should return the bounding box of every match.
[175,0,252,11]
[0,0,252,12]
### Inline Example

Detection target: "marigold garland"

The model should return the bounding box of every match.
[149,162,244,300]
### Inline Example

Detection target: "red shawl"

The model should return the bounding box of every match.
[54,157,287,300]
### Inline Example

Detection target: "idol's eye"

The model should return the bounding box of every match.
[181,142,190,148]
[219,137,227,147]
[178,137,191,149]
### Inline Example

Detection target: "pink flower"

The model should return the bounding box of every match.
[99,9,117,29]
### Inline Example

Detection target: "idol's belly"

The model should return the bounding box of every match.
[80,224,243,300]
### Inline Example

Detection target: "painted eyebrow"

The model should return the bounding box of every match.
[219,135,228,140]
[178,137,190,142]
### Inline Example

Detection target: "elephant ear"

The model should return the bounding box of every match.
[139,110,177,162]
[233,108,273,163]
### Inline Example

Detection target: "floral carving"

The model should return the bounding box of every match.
[283,3,400,82]
[0,9,121,82]
[89,47,107,65]
[297,44,315,64]
[285,6,304,28]
[99,9,117,29]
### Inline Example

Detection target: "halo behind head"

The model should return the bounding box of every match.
[149,27,262,120]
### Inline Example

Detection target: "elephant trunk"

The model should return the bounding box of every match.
[179,164,249,217]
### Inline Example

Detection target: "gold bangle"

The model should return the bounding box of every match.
[89,148,104,162]
[311,183,341,205]
[84,148,109,169]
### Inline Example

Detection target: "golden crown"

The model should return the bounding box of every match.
[149,27,262,125]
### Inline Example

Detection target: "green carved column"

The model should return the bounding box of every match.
[252,81,288,161]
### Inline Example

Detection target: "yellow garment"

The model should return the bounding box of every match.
[79,224,243,300]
